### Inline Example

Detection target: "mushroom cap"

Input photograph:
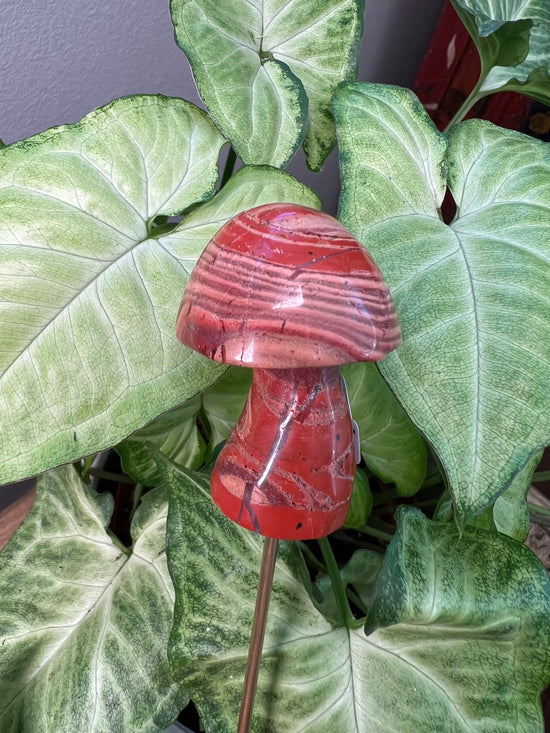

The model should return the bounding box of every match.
[177,203,400,368]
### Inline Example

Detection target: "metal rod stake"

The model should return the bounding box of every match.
[237,536,279,733]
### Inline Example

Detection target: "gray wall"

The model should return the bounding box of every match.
[1,0,445,211]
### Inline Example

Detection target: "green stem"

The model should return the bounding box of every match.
[346,587,368,618]
[76,455,96,483]
[443,50,503,133]
[86,468,135,485]
[443,52,506,133]
[297,541,325,573]
[528,501,550,517]
[317,536,354,627]
[368,515,395,533]
[533,471,550,483]
[332,530,385,553]
[220,147,237,189]
[297,542,368,618]
[359,524,394,542]
[444,87,485,132]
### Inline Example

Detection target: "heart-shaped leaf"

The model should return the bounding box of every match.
[0,465,186,732]
[452,0,550,105]
[163,457,550,731]
[0,94,320,485]
[366,506,550,732]
[170,0,363,171]
[0,95,224,483]
[334,83,550,519]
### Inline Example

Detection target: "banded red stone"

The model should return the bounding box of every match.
[176,203,400,539]
[177,203,400,369]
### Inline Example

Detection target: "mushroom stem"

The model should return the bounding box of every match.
[211,366,356,539]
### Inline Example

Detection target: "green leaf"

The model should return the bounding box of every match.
[0,95,224,483]
[164,457,550,731]
[0,465,186,732]
[344,467,373,529]
[170,0,363,171]
[165,464,345,732]
[343,549,384,613]
[452,0,550,105]
[200,366,252,451]
[117,395,206,484]
[446,119,550,513]
[116,366,253,483]
[453,4,532,68]
[335,83,550,518]
[0,101,319,485]
[314,547,383,623]
[493,450,542,541]
[366,506,550,731]
[341,362,427,495]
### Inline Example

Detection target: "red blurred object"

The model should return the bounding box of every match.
[177,203,400,539]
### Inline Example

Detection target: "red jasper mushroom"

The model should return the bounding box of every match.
[176,203,400,732]
[177,203,400,539]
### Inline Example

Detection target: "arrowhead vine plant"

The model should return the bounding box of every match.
[1,0,550,731]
